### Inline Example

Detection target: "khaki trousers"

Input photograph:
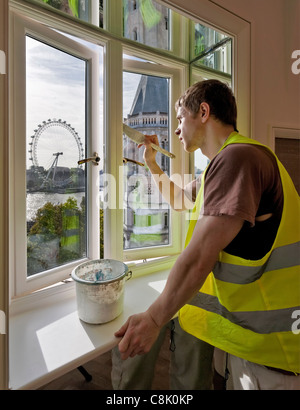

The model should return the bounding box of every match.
[214,348,300,390]
[111,318,214,390]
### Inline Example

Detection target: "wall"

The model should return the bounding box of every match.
[213,0,300,145]
[1,0,298,390]
[0,0,9,391]
[167,0,300,145]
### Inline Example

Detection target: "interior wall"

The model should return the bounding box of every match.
[1,0,298,391]
[206,0,300,146]
[0,0,9,391]
[163,0,300,146]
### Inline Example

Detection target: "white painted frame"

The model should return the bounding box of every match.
[160,0,252,137]
[269,124,300,151]
[122,49,189,262]
[10,13,100,296]
[8,0,252,295]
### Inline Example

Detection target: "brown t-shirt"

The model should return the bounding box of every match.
[200,143,283,260]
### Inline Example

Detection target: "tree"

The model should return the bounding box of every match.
[27,196,104,276]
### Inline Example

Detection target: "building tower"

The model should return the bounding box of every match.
[123,75,170,249]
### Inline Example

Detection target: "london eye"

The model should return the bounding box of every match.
[27,118,85,191]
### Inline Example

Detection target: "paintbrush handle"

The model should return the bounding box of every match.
[150,143,176,159]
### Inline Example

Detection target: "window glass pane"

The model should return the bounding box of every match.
[26,36,88,277]
[192,75,233,179]
[192,23,232,75]
[123,0,170,50]
[36,0,104,27]
[123,72,170,250]
[194,150,209,180]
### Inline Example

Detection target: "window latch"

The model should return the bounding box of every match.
[78,152,100,165]
[123,157,144,167]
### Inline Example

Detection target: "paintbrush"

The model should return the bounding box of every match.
[123,123,176,159]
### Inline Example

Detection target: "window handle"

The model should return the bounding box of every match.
[78,152,100,165]
[123,157,144,167]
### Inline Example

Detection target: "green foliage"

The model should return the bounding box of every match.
[124,0,162,30]
[29,197,79,237]
[30,201,62,237]
[139,0,162,28]
[41,0,79,17]
[27,196,104,276]
[42,0,62,10]
[68,0,79,17]
[27,197,83,275]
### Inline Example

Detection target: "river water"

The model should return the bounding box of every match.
[27,191,86,221]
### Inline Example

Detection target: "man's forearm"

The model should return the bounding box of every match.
[146,214,244,329]
[146,160,194,211]
[146,242,209,328]
[115,214,244,359]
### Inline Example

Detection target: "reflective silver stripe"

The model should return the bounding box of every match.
[213,241,300,284]
[188,293,300,334]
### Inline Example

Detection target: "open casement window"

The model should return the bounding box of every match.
[123,0,171,50]
[35,0,104,27]
[32,0,189,59]
[9,0,250,296]
[11,14,101,295]
[190,21,232,75]
[190,20,233,186]
[122,53,186,262]
[122,0,189,58]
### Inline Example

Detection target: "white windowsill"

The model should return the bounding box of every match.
[9,269,170,390]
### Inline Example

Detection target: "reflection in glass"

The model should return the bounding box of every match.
[37,0,104,27]
[192,23,232,75]
[123,72,170,250]
[26,36,87,276]
[123,0,170,50]
[194,150,209,181]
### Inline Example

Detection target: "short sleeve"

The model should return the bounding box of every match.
[200,144,267,226]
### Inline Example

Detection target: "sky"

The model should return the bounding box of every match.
[26,33,143,171]
[26,31,208,173]
[26,36,87,169]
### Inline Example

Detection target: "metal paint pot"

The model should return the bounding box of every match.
[71,259,131,324]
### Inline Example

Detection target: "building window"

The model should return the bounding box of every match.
[36,0,104,27]
[10,1,240,295]
[26,37,88,277]
[123,0,171,50]
[132,28,138,41]
[123,73,170,251]
[12,14,103,294]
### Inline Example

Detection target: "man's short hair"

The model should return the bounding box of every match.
[175,79,238,132]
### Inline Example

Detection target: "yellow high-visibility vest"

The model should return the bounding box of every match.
[179,132,300,373]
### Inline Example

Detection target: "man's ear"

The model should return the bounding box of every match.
[199,102,210,122]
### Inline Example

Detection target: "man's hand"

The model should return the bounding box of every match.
[138,134,159,166]
[114,311,161,360]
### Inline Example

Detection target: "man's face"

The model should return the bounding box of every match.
[175,106,203,152]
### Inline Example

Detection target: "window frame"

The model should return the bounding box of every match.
[161,0,252,137]
[10,12,101,295]
[9,0,252,299]
[121,49,188,262]
[9,4,190,296]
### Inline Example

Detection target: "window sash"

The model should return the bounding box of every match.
[21,0,190,61]
[121,53,188,261]
[9,0,252,298]
[11,13,100,295]
[10,8,188,296]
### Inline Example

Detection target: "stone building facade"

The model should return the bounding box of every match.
[123,75,170,250]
